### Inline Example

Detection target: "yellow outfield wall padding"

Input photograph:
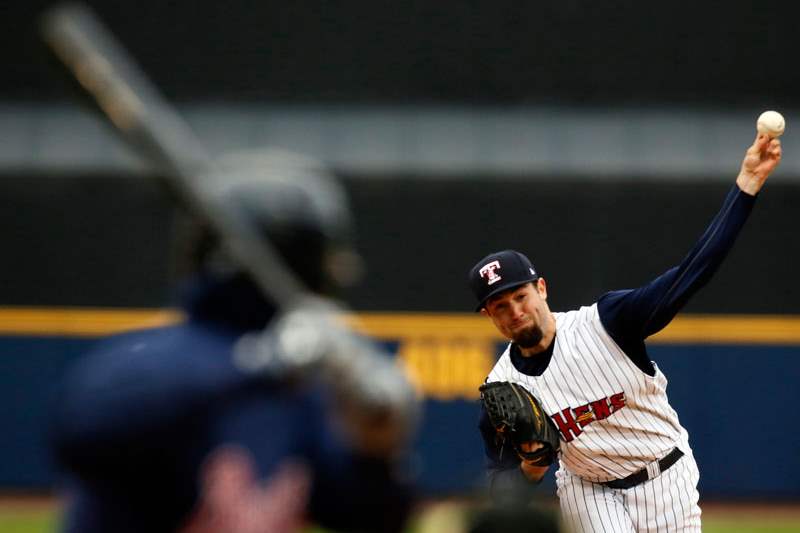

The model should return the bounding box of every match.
[0,307,184,337]
[0,307,798,345]
[348,313,800,345]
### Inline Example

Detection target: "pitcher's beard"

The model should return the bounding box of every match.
[513,324,544,348]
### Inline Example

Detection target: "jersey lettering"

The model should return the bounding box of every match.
[609,391,626,412]
[550,392,627,442]
[589,398,611,420]
[552,408,582,442]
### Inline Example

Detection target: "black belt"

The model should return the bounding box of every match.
[602,448,684,490]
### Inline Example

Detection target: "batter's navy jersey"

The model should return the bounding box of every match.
[51,275,413,533]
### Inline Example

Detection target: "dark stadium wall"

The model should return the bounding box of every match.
[5,2,798,107]
[1,171,799,313]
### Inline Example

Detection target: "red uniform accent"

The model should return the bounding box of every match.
[551,408,582,442]
[609,392,626,412]
[590,398,612,421]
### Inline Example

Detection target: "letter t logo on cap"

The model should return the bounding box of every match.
[479,260,502,285]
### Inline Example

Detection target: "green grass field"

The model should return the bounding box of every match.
[703,520,800,533]
[1,501,798,532]
[0,509,56,533]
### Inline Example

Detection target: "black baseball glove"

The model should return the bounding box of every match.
[479,381,560,466]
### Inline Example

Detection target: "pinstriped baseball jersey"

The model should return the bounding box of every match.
[475,184,762,532]
[486,303,690,483]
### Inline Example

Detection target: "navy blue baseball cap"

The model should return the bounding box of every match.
[469,250,539,311]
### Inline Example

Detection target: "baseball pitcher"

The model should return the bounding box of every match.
[469,129,782,532]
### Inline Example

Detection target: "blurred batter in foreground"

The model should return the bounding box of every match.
[51,152,416,533]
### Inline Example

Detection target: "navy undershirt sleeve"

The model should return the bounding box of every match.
[598,185,757,374]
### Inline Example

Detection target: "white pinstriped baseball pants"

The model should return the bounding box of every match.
[555,452,701,532]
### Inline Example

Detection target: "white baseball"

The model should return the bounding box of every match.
[757,110,785,138]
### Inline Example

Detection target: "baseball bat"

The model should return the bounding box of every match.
[39,2,305,305]
[39,3,419,434]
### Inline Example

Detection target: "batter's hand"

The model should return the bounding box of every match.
[737,133,782,195]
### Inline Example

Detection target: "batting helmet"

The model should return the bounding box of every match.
[176,148,362,295]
